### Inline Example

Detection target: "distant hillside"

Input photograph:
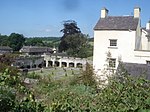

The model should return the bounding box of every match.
[25,37,61,48]
[27,37,61,41]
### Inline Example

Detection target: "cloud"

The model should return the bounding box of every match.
[45,28,51,32]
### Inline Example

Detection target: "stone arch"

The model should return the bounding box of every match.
[48,61,53,67]
[77,63,83,68]
[32,64,36,68]
[38,64,42,68]
[62,62,67,67]
[55,61,59,67]
[69,62,75,67]
[26,65,31,69]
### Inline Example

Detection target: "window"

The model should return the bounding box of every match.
[146,61,150,66]
[110,39,117,46]
[108,58,116,68]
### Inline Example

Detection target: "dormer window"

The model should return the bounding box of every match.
[110,39,117,46]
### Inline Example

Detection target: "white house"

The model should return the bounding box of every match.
[93,7,150,76]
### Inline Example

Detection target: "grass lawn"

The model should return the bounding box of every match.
[28,67,81,79]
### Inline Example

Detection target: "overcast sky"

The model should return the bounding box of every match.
[0,0,150,37]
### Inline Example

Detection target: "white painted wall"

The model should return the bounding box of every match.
[141,30,148,50]
[93,30,136,72]
[93,28,150,76]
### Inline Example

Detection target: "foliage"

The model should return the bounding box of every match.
[26,71,41,79]
[24,38,44,46]
[81,63,97,87]
[1,62,150,111]
[65,33,90,58]
[25,37,61,48]
[0,69,20,88]
[13,93,45,112]
[59,20,93,58]
[0,53,18,66]
[0,53,19,75]
[0,34,9,46]
[0,69,46,111]
[8,33,25,51]
[59,20,81,52]
[44,66,150,112]
[0,86,16,112]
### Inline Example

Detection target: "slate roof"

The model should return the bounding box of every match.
[0,46,12,50]
[117,62,150,80]
[20,46,53,53]
[94,16,139,30]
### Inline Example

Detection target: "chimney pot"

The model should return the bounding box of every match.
[134,7,141,18]
[101,7,108,18]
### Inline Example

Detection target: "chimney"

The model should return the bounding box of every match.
[146,20,150,30]
[134,7,141,18]
[101,7,108,18]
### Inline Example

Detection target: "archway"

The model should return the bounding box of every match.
[32,64,36,68]
[48,61,53,67]
[55,61,59,67]
[62,62,67,67]
[77,63,82,68]
[69,62,74,67]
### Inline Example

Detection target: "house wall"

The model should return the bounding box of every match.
[93,30,136,72]
[135,19,142,50]
[141,30,148,50]
[134,50,150,63]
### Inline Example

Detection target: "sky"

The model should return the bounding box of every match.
[0,0,150,37]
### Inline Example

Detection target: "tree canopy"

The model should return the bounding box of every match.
[0,35,9,46]
[24,38,44,46]
[59,20,81,52]
[58,20,93,58]
[8,33,25,51]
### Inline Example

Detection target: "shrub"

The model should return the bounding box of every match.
[0,69,46,112]
[0,86,16,112]
[47,67,150,111]
[77,63,97,88]
[27,71,40,79]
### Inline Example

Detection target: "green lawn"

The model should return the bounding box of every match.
[28,67,81,79]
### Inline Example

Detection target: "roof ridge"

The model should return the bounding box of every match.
[107,16,133,18]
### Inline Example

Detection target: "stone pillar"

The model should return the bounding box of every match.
[30,62,32,68]
[52,61,55,67]
[46,60,49,67]
[74,62,77,68]
[59,60,62,67]
[67,62,69,68]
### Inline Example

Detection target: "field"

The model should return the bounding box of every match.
[27,67,81,79]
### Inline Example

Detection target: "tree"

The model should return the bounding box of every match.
[65,33,88,57]
[0,34,9,46]
[8,33,25,51]
[24,38,44,46]
[59,20,81,52]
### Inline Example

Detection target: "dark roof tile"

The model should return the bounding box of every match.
[0,46,12,50]
[94,16,139,30]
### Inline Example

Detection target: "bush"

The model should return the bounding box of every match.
[0,69,46,112]
[0,86,16,112]
[46,68,150,111]
[13,93,45,112]
[27,71,40,79]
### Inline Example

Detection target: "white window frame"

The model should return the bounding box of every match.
[109,39,117,47]
[108,58,116,68]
